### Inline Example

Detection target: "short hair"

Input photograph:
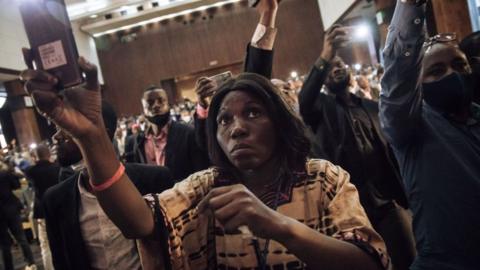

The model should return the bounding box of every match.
[206,73,311,176]
[101,101,118,141]
[35,144,50,160]
[460,31,480,59]
[144,85,163,93]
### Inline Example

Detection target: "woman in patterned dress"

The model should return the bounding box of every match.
[22,60,389,270]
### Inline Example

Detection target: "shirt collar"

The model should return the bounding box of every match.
[145,121,171,138]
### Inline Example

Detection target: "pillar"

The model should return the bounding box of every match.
[4,79,41,146]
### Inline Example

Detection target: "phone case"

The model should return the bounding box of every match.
[19,0,83,89]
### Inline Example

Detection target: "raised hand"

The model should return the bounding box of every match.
[320,25,349,62]
[197,184,288,240]
[20,51,104,141]
[195,77,218,109]
[255,0,279,14]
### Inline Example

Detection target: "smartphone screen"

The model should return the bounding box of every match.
[19,0,84,89]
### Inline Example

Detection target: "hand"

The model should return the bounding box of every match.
[320,25,349,62]
[195,77,217,109]
[20,49,104,141]
[197,184,289,240]
[256,0,279,28]
[256,0,279,14]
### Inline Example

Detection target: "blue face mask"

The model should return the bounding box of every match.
[422,72,473,114]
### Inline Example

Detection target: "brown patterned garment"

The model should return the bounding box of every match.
[138,159,390,270]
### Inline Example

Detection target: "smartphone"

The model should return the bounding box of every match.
[19,0,84,89]
[248,0,260,7]
[210,71,233,86]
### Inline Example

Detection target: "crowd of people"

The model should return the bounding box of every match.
[1,0,479,269]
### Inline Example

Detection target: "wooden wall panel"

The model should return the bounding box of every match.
[96,0,324,115]
[430,0,472,41]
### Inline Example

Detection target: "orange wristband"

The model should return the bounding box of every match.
[90,163,125,192]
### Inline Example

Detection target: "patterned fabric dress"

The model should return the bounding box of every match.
[137,159,390,270]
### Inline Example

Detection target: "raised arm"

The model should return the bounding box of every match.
[244,0,278,77]
[298,26,347,129]
[379,0,426,147]
[21,57,155,239]
[194,0,279,149]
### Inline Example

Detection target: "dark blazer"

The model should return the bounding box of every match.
[43,163,173,270]
[125,121,209,182]
[298,64,408,208]
[25,160,60,219]
[194,44,274,150]
[0,171,22,217]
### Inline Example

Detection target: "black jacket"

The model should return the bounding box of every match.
[0,170,22,217]
[124,121,209,182]
[43,163,173,270]
[298,64,408,208]
[25,160,60,219]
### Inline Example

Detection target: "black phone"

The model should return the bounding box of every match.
[19,0,84,89]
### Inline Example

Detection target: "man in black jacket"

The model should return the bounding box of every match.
[25,145,60,270]
[43,101,174,270]
[298,25,415,270]
[124,86,209,182]
[0,163,36,270]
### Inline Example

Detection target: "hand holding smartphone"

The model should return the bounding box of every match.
[210,71,233,86]
[19,0,84,89]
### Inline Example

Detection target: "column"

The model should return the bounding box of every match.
[4,79,41,146]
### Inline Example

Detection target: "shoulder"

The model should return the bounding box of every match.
[147,168,217,199]
[305,159,350,189]
[306,159,348,178]
[171,121,194,133]
[361,99,379,111]
[44,175,77,209]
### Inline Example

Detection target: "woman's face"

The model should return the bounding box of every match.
[216,90,276,171]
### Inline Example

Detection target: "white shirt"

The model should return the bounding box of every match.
[77,173,141,270]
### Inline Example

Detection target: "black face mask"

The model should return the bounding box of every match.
[146,112,170,127]
[326,76,350,95]
[422,72,473,114]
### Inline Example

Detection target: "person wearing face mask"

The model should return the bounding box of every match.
[124,86,209,181]
[298,24,415,270]
[460,31,480,105]
[380,1,480,270]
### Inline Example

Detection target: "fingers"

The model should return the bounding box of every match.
[78,57,99,92]
[327,27,348,42]
[197,185,234,213]
[30,90,63,118]
[326,24,342,35]
[195,77,214,91]
[22,48,34,70]
[214,197,253,224]
[331,36,350,49]
[20,69,58,86]
[24,80,58,95]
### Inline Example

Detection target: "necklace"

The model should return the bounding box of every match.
[253,176,284,270]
